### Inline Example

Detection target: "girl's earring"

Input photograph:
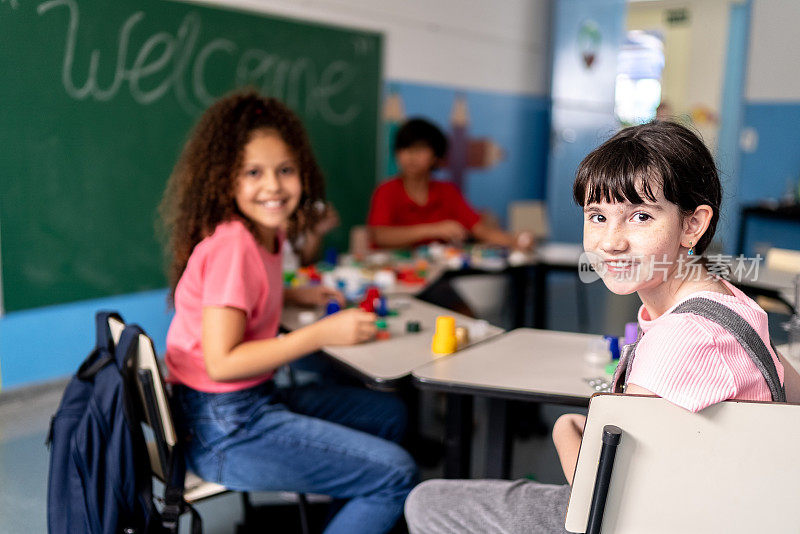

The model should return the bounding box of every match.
[687,241,695,256]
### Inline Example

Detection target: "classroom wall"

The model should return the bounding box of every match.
[736,0,800,255]
[197,0,554,222]
[0,0,553,390]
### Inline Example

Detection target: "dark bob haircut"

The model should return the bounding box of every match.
[573,121,721,255]
[393,118,448,160]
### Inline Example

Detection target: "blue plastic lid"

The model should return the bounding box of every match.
[325,299,341,315]
[604,335,621,361]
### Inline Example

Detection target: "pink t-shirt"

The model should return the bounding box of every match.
[627,279,785,412]
[165,219,283,393]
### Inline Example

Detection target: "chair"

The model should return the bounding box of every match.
[755,247,800,314]
[108,318,314,533]
[565,393,800,533]
[508,200,549,241]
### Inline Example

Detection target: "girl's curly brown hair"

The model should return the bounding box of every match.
[159,89,325,297]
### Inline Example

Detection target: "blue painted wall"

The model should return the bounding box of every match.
[735,101,800,256]
[0,289,173,390]
[0,80,551,391]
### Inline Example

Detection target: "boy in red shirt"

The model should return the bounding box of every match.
[368,118,533,249]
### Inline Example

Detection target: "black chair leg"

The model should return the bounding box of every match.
[297,493,311,534]
[240,492,254,528]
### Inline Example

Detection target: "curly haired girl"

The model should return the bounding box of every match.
[160,90,417,534]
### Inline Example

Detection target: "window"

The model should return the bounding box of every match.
[615,30,665,126]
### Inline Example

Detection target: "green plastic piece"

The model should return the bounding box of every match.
[375,319,388,329]
[605,361,619,376]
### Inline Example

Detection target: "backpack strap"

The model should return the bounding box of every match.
[614,297,785,402]
[115,324,144,371]
[95,310,123,353]
[161,438,202,534]
[76,311,125,380]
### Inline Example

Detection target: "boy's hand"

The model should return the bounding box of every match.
[513,231,536,251]
[314,308,377,345]
[286,286,345,307]
[432,220,468,243]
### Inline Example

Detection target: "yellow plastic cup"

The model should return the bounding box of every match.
[432,316,457,355]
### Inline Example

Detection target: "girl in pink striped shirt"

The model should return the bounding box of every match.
[552,120,800,488]
[405,121,800,534]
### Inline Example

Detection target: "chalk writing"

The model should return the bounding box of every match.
[36,0,360,124]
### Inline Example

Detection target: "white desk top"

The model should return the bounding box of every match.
[282,296,504,384]
[412,328,607,403]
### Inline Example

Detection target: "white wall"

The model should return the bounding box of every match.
[178,0,552,95]
[746,0,800,101]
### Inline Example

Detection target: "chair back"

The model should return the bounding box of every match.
[508,200,549,240]
[565,393,800,533]
[766,247,800,273]
[108,317,176,478]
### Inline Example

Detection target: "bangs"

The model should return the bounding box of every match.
[573,136,665,207]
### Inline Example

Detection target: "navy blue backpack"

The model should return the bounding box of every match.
[46,311,194,534]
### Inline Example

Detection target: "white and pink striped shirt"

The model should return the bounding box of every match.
[627,279,785,413]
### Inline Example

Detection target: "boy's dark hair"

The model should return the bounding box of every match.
[159,89,325,294]
[394,118,448,159]
[573,121,721,255]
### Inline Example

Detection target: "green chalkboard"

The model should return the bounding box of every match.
[0,0,381,311]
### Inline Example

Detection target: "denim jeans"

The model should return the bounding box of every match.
[173,381,418,534]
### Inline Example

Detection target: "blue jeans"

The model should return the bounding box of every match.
[173,381,418,534]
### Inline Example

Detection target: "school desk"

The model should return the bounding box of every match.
[429,241,584,329]
[281,295,504,387]
[413,328,606,478]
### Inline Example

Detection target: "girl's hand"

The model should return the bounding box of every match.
[313,204,340,236]
[286,285,345,307]
[314,308,377,345]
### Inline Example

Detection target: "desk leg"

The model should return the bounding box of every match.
[533,266,547,329]
[444,393,473,479]
[510,267,530,328]
[484,398,513,479]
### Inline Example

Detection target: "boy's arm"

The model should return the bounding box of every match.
[470,220,516,248]
[369,221,468,248]
[470,221,535,250]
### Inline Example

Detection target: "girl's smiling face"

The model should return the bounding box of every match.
[234,129,302,245]
[583,184,689,296]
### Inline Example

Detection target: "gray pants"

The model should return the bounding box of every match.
[404,479,571,534]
